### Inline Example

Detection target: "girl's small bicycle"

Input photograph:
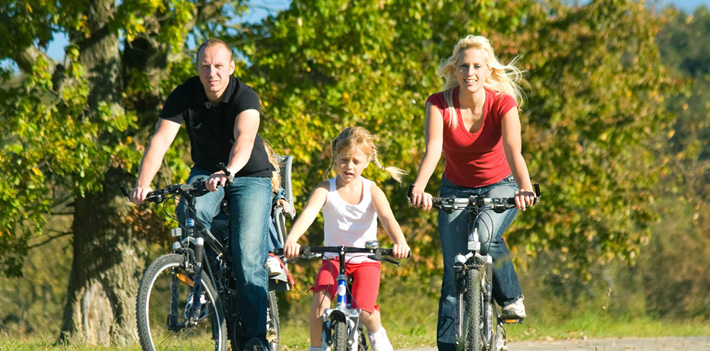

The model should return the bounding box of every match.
[274,242,404,351]
[409,184,540,351]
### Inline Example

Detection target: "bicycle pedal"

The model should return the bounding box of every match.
[500,317,523,324]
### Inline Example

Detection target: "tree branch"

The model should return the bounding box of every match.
[27,231,73,249]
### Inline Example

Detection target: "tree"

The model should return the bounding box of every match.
[0,0,249,344]
[507,0,676,274]
[244,0,676,277]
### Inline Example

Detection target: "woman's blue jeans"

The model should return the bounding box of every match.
[436,175,523,351]
[176,168,272,345]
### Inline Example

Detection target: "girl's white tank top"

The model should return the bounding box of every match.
[322,177,378,263]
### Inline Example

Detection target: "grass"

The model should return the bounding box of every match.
[505,314,710,343]
[2,260,709,350]
[2,316,708,350]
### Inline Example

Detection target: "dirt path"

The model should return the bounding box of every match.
[401,336,710,351]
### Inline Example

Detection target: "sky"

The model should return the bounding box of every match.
[5,0,710,67]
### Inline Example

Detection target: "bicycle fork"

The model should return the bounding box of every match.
[323,275,362,351]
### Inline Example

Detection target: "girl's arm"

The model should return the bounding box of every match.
[283,182,329,259]
[501,108,536,211]
[411,102,444,211]
[371,184,410,259]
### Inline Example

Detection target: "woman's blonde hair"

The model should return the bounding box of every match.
[324,127,406,183]
[437,35,526,129]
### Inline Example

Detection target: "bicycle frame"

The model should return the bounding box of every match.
[322,246,365,351]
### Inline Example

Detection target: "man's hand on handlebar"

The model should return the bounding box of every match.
[129,185,153,205]
[206,171,231,192]
[206,162,235,192]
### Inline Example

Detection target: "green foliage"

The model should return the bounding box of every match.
[507,0,677,274]
[242,0,678,281]
[0,53,139,276]
[0,0,209,277]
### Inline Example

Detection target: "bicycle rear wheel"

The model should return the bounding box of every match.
[136,254,227,351]
[462,268,483,351]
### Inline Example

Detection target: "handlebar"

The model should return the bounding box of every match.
[273,245,408,266]
[120,163,233,204]
[407,183,541,213]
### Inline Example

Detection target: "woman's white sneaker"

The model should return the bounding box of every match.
[501,297,526,318]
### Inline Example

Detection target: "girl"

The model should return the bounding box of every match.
[283,127,410,351]
[409,35,537,351]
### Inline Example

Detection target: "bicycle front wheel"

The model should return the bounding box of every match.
[463,268,483,351]
[136,253,227,351]
[331,319,348,351]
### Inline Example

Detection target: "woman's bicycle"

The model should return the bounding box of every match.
[274,242,404,351]
[408,184,540,351]
[124,160,293,351]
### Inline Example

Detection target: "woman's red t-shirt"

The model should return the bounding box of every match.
[426,87,518,188]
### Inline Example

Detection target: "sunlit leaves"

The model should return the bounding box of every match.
[508,0,677,274]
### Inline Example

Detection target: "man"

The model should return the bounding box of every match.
[130,38,273,350]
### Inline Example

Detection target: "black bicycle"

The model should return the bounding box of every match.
[274,243,404,351]
[125,159,294,351]
[409,184,540,351]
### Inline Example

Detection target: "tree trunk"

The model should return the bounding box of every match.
[58,0,142,345]
[58,169,143,345]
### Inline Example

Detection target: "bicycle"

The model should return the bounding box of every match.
[274,242,404,351]
[408,183,540,351]
[125,158,295,351]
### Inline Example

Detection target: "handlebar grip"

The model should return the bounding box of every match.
[119,184,130,198]
[534,183,541,199]
[407,184,414,199]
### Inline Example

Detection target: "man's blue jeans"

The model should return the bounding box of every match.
[436,175,523,351]
[176,168,272,346]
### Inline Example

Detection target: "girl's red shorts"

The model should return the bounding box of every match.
[312,259,382,313]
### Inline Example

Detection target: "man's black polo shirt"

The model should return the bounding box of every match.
[160,76,273,177]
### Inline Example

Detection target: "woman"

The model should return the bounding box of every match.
[409,35,536,351]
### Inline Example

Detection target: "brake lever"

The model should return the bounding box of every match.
[367,254,401,267]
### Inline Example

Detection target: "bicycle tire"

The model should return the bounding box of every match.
[463,268,483,351]
[267,290,280,351]
[332,319,348,351]
[136,254,227,351]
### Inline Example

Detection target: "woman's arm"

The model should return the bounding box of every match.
[411,102,444,211]
[501,108,536,211]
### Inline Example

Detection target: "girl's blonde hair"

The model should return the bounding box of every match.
[437,35,526,129]
[324,127,406,183]
[262,139,281,193]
